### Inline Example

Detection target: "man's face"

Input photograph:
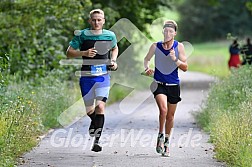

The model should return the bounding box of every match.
[89,13,105,30]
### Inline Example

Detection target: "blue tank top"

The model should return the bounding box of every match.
[154,41,180,84]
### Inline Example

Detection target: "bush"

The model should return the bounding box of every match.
[196,65,252,166]
[0,53,9,96]
[0,70,80,166]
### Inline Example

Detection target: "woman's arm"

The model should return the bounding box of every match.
[176,42,188,72]
[143,43,156,75]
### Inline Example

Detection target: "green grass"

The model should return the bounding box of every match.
[0,71,80,167]
[108,83,134,105]
[188,41,231,78]
[195,65,252,166]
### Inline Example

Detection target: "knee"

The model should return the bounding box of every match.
[159,107,167,117]
[166,115,174,122]
[95,103,105,114]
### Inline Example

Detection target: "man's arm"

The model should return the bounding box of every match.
[109,46,119,70]
[110,46,118,61]
[66,46,97,58]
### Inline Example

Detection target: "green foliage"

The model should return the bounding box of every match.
[246,1,252,12]
[0,91,43,166]
[0,0,174,81]
[177,0,252,42]
[30,70,80,128]
[0,70,79,166]
[196,65,252,166]
[91,0,172,34]
[0,0,91,79]
[211,103,252,167]
[0,53,9,96]
[108,83,134,105]
[188,40,230,77]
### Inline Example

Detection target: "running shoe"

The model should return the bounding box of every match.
[91,143,102,152]
[162,142,170,157]
[156,135,164,154]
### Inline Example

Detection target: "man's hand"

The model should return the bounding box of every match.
[108,60,118,71]
[86,48,97,57]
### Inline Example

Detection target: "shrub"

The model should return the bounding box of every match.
[196,65,252,166]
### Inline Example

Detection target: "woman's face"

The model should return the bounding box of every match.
[163,27,176,42]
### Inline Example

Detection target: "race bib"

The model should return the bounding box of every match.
[91,64,107,75]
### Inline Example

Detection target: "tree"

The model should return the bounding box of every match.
[177,0,252,42]
[0,0,90,78]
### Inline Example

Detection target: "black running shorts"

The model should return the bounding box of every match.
[150,81,182,104]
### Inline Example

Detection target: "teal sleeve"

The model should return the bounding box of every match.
[69,35,81,50]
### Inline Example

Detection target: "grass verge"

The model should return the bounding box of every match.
[0,71,80,166]
[187,40,231,78]
[195,65,252,166]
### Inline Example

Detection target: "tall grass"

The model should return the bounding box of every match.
[196,65,252,166]
[0,70,80,166]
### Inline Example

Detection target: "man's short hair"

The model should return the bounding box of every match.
[163,20,178,32]
[89,9,104,18]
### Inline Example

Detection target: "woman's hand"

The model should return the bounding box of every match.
[169,48,177,62]
[145,68,154,76]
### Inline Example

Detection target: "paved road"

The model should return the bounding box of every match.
[19,71,226,167]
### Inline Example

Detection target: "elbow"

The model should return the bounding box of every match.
[66,51,71,58]
[66,46,74,58]
[183,65,188,72]
[180,64,188,72]
[66,49,73,58]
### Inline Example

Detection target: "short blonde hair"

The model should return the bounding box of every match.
[89,9,104,18]
[163,20,178,31]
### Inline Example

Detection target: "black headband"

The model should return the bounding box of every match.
[163,24,176,31]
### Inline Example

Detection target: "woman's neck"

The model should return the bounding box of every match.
[162,40,174,50]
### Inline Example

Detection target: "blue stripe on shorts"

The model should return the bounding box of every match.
[79,74,110,103]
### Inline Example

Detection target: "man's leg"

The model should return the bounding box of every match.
[85,105,96,137]
[79,77,96,136]
[94,99,106,142]
[91,84,110,152]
